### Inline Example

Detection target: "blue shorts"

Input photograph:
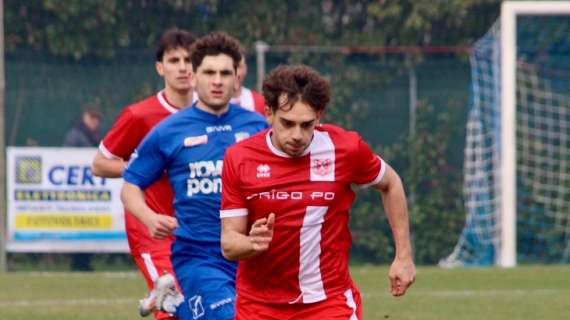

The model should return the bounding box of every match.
[171,240,237,320]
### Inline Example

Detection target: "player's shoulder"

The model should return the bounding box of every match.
[151,105,207,138]
[251,89,264,102]
[250,90,266,116]
[126,92,182,119]
[117,95,162,122]
[316,123,360,140]
[151,106,185,130]
[316,124,364,155]
[125,94,159,113]
[226,128,269,156]
[229,103,266,123]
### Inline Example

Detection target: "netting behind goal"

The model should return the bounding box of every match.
[441,16,570,266]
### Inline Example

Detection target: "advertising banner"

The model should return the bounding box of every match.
[6,147,129,252]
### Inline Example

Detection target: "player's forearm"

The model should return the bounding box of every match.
[120,182,157,225]
[380,173,413,260]
[221,215,268,260]
[384,201,413,260]
[92,151,125,178]
[221,230,259,260]
[383,175,416,296]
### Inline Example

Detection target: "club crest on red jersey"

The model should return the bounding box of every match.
[312,159,332,176]
[256,164,271,178]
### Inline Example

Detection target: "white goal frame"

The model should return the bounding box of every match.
[500,1,570,267]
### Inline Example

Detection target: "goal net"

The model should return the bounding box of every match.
[441,2,570,267]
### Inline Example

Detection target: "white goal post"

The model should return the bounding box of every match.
[500,1,570,267]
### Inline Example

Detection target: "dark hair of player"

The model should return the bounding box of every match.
[262,65,331,113]
[190,32,242,72]
[155,28,196,62]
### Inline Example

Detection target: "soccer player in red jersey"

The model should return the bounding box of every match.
[220,65,416,319]
[230,49,265,115]
[91,28,195,320]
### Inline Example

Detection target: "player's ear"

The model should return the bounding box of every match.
[156,62,164,77]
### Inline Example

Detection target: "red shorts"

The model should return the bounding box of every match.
[235,285,362,320]
[133,251,176,320]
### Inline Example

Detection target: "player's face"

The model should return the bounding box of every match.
[192,54,236,113]
[268,100,321,157]
[156,47,192,93]
[83,113,101,132]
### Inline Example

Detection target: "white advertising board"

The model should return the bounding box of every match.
[6,147,129,252]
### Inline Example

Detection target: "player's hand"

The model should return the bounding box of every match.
[249,213,275,253]
[388,257,416,297]
[144,213,178,239]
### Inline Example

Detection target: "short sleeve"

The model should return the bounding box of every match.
[351,135,386,187]
[220,147,248,218]
[100,108,144,160]
[123,128,167,190]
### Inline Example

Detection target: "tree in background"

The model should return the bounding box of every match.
[7,1,500,58]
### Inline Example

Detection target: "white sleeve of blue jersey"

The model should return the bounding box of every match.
[123,129,167,189]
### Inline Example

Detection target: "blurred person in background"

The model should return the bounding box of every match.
[230,46,265,115]
[63,103,103,148]
[220,65,416,319]
[63,102,103,272]
[91,27,195,320]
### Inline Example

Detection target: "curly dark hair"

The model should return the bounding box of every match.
[155,28,195,62]
[190,32,242,72]
[262,65,331,114]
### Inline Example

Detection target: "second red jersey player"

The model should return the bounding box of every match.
[92,28,195,320]
[98,92,180,317]
[99,90,178,261]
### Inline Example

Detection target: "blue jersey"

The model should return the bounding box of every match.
[123,103,268,244]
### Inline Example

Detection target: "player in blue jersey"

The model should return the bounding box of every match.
[121,32,269,320]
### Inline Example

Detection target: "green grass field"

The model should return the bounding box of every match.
[0,265,568,319]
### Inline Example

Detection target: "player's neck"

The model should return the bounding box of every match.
[163,87,193,109]
[195,99,229,116]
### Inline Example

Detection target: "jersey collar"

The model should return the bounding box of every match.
[157,90,180,114]
[265,129,316,158]
[189,101,235,120]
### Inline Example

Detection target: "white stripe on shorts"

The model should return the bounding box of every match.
[344,288,359,320]
[141,252,159,282]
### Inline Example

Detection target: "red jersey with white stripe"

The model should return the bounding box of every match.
[230,87,266,116]
[220,124,385,304]
[99,91,178,255]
